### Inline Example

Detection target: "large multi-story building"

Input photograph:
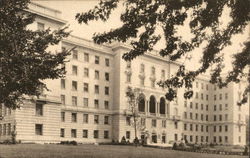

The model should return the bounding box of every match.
[0,2,249,146]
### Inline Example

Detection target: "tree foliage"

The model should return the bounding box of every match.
[76,0,250,105]
[0,0,70,108]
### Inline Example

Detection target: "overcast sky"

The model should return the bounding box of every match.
[33,0,249,73]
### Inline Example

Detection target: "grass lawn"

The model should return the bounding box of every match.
[0,144,248,158]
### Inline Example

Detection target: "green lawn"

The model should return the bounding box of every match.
[0,144,248,158]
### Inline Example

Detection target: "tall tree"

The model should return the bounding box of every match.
[125,86,145,142]
[0,0,70,109]
[76,0,250,105]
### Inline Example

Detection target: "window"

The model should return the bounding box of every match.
[37,22,44,31]
[219,93,222,100]
[95,56,100,64]
[83,114,88,123]
[219,104,222,111]
[190,135,193,142]
[206,136,209,142]
[219,126,222,132]
[162,120,166,128]
[161,70,165,79]
[152,119,157,127]
[190,124,193,131]
[94,85,99,94]
[160,97,166,114]
[206,84,208,90]
[214,85,217,90]
[7,123,11,135]
[201,83,204,89]
[195,113,198,120]
[126,74,131,83]
[225,136,228,143]
[225,93,228,99]
[35,124,43,135]
[206,95,208,100]
[61,79,65,89]
[151,67,155,75]
[239,126,241,132]
[174,122,178,129]
[140,78,145,86]
[175,134,178,141]
[94,130,99,138]
[126,131,130,139]
[72,96,77,106]
[214,105,216,111]
[104,101,109,109]
[201,93,204,100]
[104,130,109,139]
[184,100,187,107]
[104,116,109,125]
[60,129,65,137]
[126,117,131,126]
[36,102,43,116]
[219,136,222,143]
[105,87,109,95]
[71,129,77,138]
[105,58,110,67]
[195,103,198,109]
[184,124,187,130]
[83,130,88,138]
[140,64,145,73]
[201,114,204,121]
[84,68,89,77]
[72,65,78,75]
[201,125,204,132]
[83,98,88,107]
[206,105,208,111]
[190,102,193,109]
[196,82,198,88]
[214,115,217,121]
[206,126,209,132]
[84,53,89,62]
[214,136,217,143]
[190,113,193,119]
[105,72,109,81]
[83,83,89,92]
[184,112,187,119]
[201,104,204,110]
[71,113,77,122]
[239,136,241,143]
[61,95,65,105]
[225,125,228,132]
[72,50,78,59]
[195,136,198,143]
[151,80,155,88]
[95,70,99,79]
[61,112,65,122]
[206,115,208,121]
[214,95,216,101]
[201,136,204,142]
[149,96,156,113]
[214,126,216,132]
[72,81,77,91]
[94,115,99,124]
[94,99,99,109]
[219,115,222,121]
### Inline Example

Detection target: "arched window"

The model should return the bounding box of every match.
[138,94,145,112]
[149,95,156,113]
[160,97,166,114]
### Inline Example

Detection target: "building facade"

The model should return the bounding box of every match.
[0,2,249,146]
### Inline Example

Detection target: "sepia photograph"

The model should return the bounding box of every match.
[0,0,249,157]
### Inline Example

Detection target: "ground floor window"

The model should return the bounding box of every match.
[126,131,130,139]
[162,135,166,144]
[71,129,77,138]
[60,128,65,137]
[152,134,157,143]
[104,130,109,139]
[83,130,88,138]
[35,124,43,135]
[174,134,178,141]
[94,130,99,138]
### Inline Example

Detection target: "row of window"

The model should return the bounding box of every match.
[61,112,110,125]
[183,112,209,121]
[214,93,228,101]
[184,135,210,143]
[194,82,209,90]
[60,95,110,109]
[71,66,110,81]
[68,48,110,67]
[184,102,209,111]
[213,104,229,111]
[61,79,110,94]
[193,92,209,100]
[60,129,110,139]
[213,125,229,132]
[184,123,209,132]
[0,123,12,136]
[213,114,229,122]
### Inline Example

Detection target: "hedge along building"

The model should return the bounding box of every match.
[0,2,249,146]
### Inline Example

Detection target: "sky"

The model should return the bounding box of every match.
[33,0,249,74]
